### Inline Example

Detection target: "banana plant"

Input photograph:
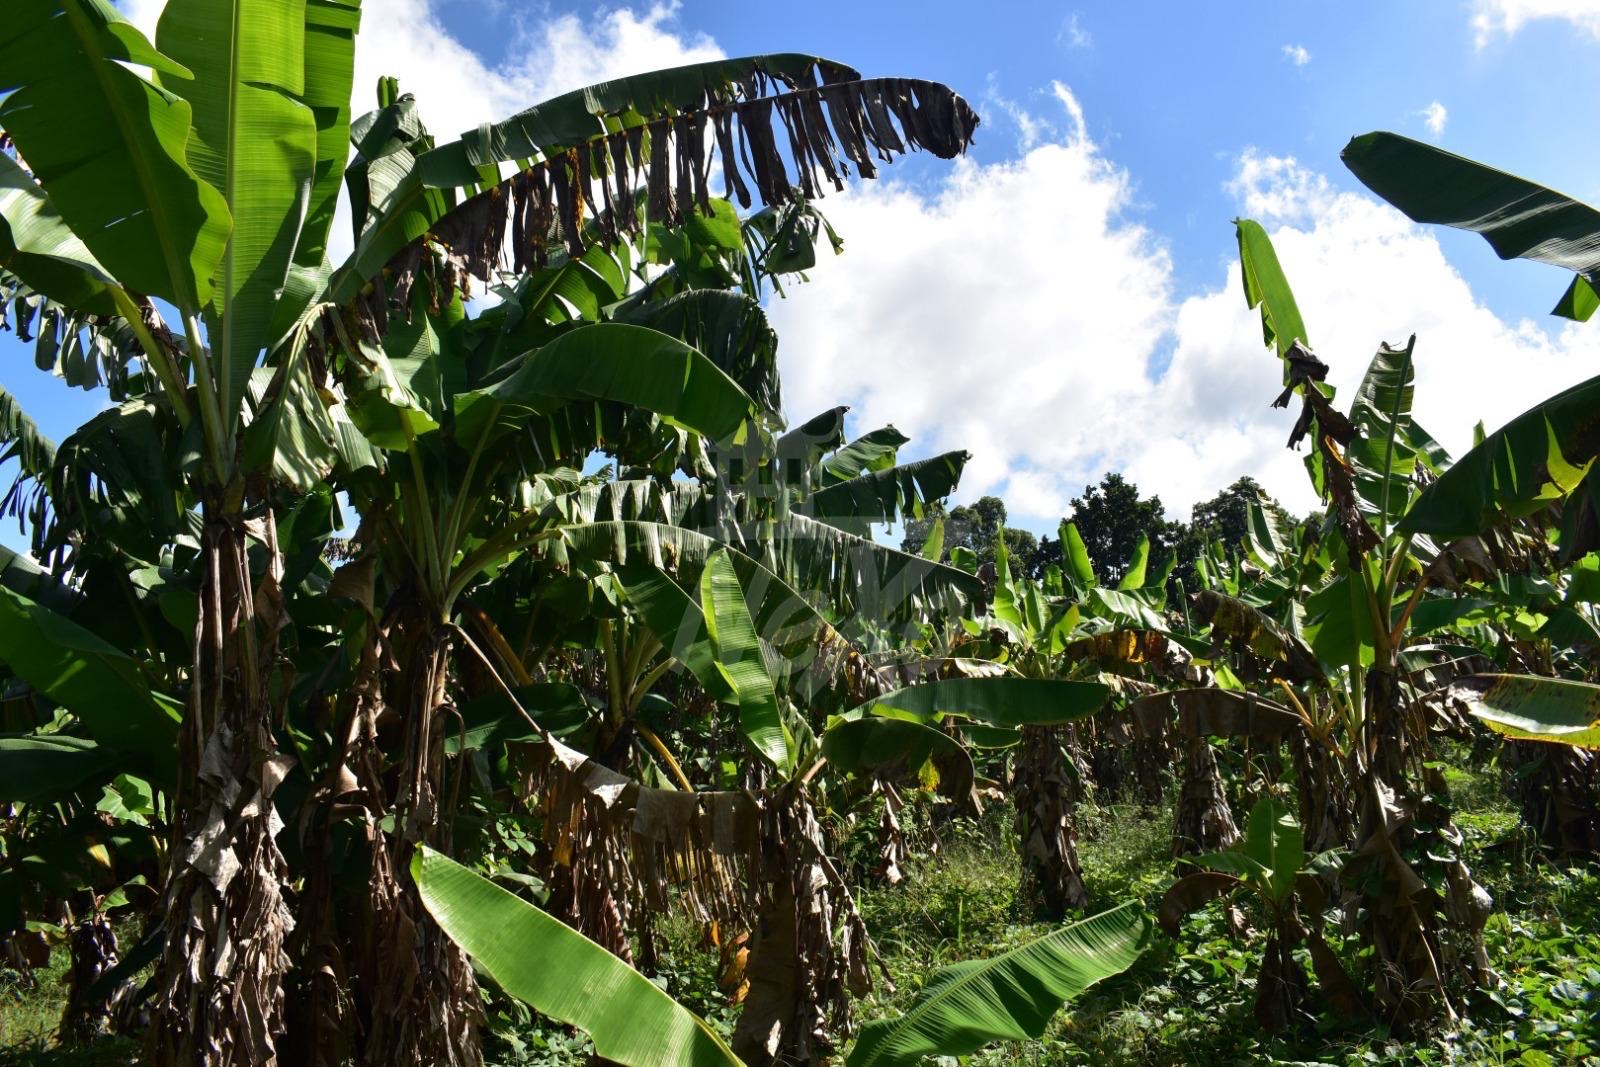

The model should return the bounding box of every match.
[1235,218,1494,1025]
[1,3,981,1055]
[1159,796,1359,1032]
[1341,133,1600,599]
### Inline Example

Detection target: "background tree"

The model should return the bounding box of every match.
[902,495,1037,571]
[1188,477,1295,554]
[1061,474,1185,585]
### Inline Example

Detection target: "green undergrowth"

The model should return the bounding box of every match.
[5,755,1598,1066]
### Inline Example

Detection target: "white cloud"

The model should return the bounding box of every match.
[350,1,722,145]
[766,86,1173,522]
[1142,151,1599,518]
[1471,0,1600,44]
[767,97,1600,530]
[1282,43,1312,66]
[1060,13,1093,49]
[1419,100,1448,137]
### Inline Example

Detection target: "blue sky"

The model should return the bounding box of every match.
[5,0,1600,550]
[423,0,1600,320]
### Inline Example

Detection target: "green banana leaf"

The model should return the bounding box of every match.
[1238,795,1303,904]
[1341,132,1600,321]
[266,0,363,341]
[0,735,119,803]
[853,677,1110,728]
[411,846,742,1067]
[809,450,970,534]
[820,715,974,798]
[616,565,727,699]
[611,288,781,419]
[1398,372,1600,538]
[821,426,910,485]
[701,549,790,771]
[452,323,755,450]
[1116,532,1150,591]
[0,586,181,780]
[1237,217,1309,370]
[1445,673,1600,749]
[563,516,980,635]
[0,0,231,312]
[1060,520,1097,588]
[292,0,361,269]
[569,523,829,661]
[1346,338,1422,530]
[0,388,59,509]
[919,517,946,562]
[156,0,319,422]
[777,406,849,472]
[780,512,983,624]
[0,153,118,315]
[845,901,1152,1066]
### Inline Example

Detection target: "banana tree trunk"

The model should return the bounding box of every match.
[1347,666,1492,1026]
[147,505,296,1066]
[285,634,380,1067]
[1172,735,1240,862]
[732,788,867,1066]
[360,627,482,1066]
[1505,740,1600,857]
[1012,725,1089,918]
[1132,734,1170,808]
[1253,922,1312,1033]
[1290,730,1350,855]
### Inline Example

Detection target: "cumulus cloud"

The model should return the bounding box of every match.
[1419,100,1448,137]
[1282,43,1312,66]
[1135,154,1597,518]
[766,94,1599,529]
[1471,0,1600,44]
[106,1,1600,532]
[766,84,1173,520]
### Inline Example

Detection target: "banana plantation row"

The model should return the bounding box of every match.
[1,2,1598,1064]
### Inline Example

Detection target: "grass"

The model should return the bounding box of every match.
[6,753,1599,1066]
[0,941,140,1067]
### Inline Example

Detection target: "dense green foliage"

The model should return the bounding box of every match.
[2,6,1600,1066]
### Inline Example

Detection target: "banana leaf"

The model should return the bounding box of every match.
[808,450,969,534]
[451,323,755,450]
[1399,372,1600,538]
[1445,673,1600,750]
[0,735,119,803]
[0,153,118,315]
[852,676,1109,728]
[0,586,181,781]
[0,0,231,312]
[820,715,973,799]
[156,0,319,421]
[1341,132,1600,321]
[1237,217,1310,370]
[702,549,789,771]
[845,901,1152,1066]
[412,846,742,1067]
[330,57,977,304]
